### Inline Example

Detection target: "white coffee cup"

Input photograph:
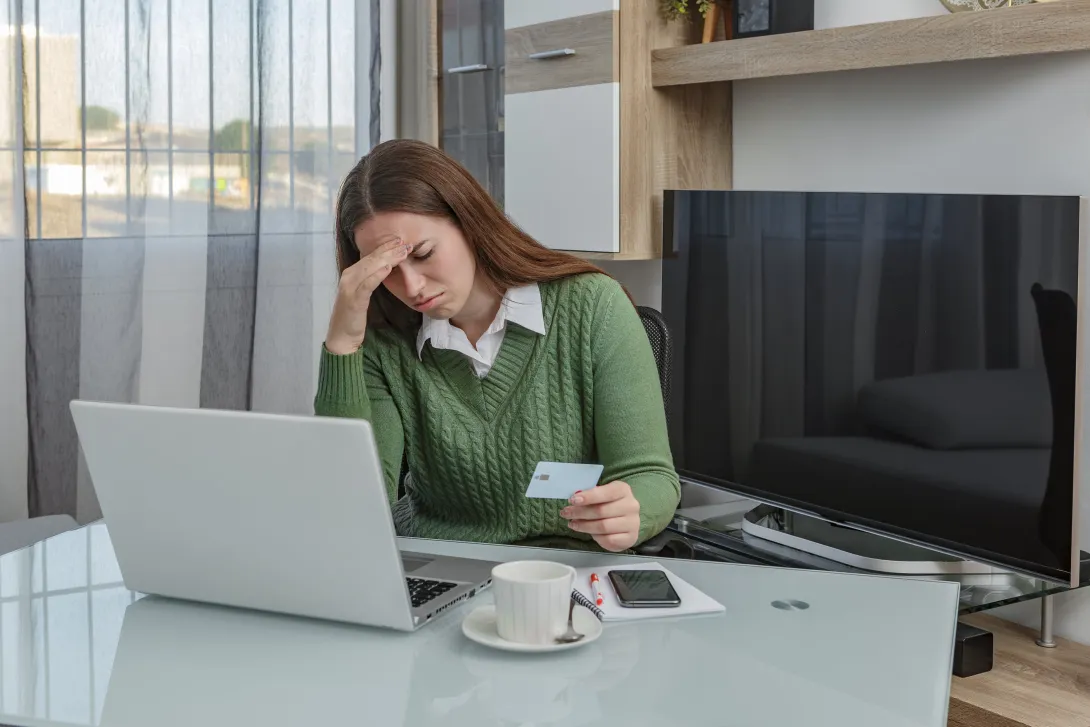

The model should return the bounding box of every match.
[491,560,576,645]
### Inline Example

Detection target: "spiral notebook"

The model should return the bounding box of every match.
[569,562,725,622]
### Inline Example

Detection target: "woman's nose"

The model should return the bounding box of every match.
[399,264,427,297]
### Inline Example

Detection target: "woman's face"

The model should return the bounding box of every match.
[354,211,479,320]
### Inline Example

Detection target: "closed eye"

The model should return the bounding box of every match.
[412,245,435,261]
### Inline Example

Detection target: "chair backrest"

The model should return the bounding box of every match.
[1029,283,1076,564]
[637,306,673,411]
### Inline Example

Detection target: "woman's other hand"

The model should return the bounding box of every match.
[325,236,412,354]
[561,481,641,552]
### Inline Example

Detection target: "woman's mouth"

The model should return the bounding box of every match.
[413,293,442,312]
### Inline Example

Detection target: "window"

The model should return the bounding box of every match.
[12,0,362,240]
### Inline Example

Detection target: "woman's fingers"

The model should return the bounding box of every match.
[567,515,638,536]
[561,496,638,521]
[568,480,629,507]
[357,252,403,293]
[561,480,640,551]
[324,237,409,354]
[345,237,409,291]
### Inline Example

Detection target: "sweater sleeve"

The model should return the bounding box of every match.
[313,341,404,505]
[591,281,681,544]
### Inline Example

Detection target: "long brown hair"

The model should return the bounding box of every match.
[334,139,622,336]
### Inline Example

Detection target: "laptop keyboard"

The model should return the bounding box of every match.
[406,577,458,609]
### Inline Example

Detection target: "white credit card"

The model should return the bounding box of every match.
[525,462,604,500]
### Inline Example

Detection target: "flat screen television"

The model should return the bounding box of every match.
[661,190,1088,585]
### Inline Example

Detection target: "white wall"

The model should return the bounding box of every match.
[734,0,1090,643]
[598,260,662,309]
[814,0,945,28]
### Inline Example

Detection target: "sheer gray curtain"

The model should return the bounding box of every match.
[2,0,387,523]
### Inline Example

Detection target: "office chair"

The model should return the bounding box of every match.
[632,306,692,559]
[636,306,673,411]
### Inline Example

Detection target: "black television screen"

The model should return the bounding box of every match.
[661,190,1086,585]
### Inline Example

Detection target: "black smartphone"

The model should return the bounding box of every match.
[607,569,681,608]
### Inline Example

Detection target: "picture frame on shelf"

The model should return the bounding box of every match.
[732,0,813,39]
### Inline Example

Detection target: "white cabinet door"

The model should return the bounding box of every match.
[504,83,619,254]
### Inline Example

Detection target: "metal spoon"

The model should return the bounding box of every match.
[555,600,585,644]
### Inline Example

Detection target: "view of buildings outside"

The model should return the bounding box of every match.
[5,0,358,240]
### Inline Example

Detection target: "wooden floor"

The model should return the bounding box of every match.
[951,614,1090,727]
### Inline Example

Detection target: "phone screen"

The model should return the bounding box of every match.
[608,570,681,607]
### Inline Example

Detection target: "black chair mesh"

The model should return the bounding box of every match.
[636,306,672,411]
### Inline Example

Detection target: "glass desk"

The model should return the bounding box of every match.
[664,506,1090,617]
[0,522,960,727]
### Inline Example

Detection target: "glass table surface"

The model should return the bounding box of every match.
[0,522,961,727]
[667,508,1090,615]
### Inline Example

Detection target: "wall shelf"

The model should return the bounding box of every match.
[651,0,1090,87]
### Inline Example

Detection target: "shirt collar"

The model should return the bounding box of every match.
[416,283,546,358]
[501,283,547,336]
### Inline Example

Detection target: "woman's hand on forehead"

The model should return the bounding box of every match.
[357,231,402,256]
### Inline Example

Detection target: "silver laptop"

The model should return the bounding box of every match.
[70,400,496,631]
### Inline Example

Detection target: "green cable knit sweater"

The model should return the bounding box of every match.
[313,273,680,548]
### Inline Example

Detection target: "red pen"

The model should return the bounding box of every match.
[590,572,604,607]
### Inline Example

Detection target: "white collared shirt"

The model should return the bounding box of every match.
[416,283,547,377]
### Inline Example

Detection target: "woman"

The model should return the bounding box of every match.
[315,139,679,552]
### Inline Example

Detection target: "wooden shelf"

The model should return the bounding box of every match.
[651,0,1090,87]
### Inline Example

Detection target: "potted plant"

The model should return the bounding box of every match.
[659,0,732,43]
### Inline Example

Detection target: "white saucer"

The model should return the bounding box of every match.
[462,605,603,653]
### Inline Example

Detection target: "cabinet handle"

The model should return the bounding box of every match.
[446,63,491,74]
[528,48,576,60]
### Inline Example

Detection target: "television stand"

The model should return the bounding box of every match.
[740,505,1010,580]
[1037,594,1057,648]
[656,503,1090,658]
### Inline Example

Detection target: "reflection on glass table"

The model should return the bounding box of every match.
[666,503,1090,616]
[0,523,960,727]
[0,524,133,725]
